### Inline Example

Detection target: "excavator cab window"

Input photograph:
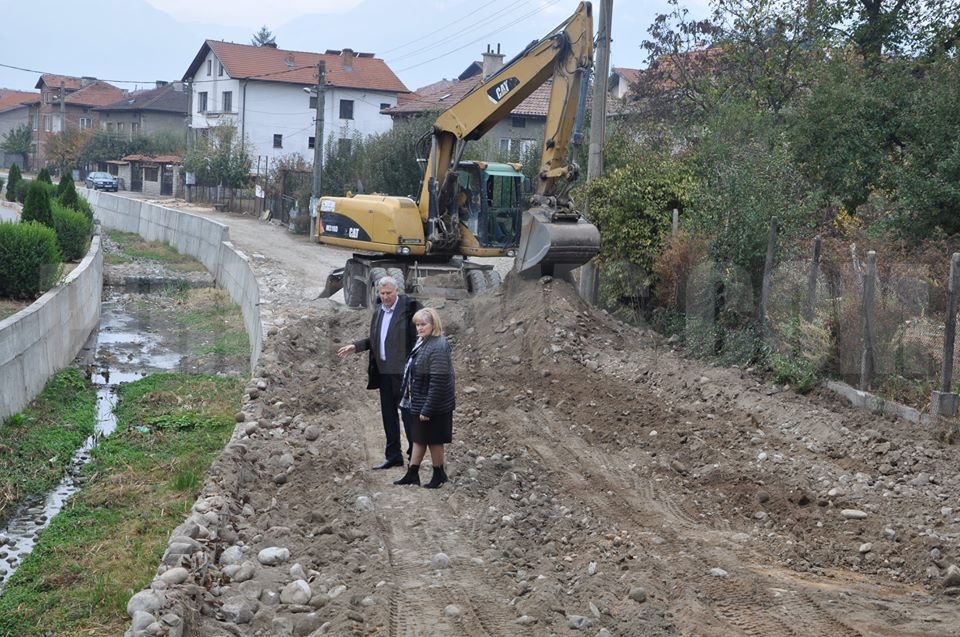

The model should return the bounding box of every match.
[458,165,523,248]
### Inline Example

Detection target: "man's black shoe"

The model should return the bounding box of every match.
[372,459,404,470]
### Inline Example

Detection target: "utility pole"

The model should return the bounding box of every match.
[309,60,326,241]
[578,0,612,304]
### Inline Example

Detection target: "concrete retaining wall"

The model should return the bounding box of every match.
[0,233,104,422]
[85,189,263,372]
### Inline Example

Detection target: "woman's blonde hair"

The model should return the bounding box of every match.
[413,307,443,336]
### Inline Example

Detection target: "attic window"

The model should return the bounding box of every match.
[438,93,452,101]
[284,55,296,68]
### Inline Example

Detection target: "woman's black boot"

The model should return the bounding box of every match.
[424,465,448,489]
[393,464,420,486]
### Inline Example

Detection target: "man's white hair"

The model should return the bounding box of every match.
[376,275,400,290]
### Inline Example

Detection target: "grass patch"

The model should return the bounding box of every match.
[0,368,96,523]
[0,298,29,321]
[0,373,242,637]
[105,230,206,272]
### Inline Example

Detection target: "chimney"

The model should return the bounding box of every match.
[264,42,278,48]
[155,80,168,88]
[81,76,97,87]
[482,44,504,77]
[341,48,355,71]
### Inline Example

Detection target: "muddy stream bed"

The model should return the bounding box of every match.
[0,259,246,591]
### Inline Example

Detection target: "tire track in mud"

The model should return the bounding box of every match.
[352,402,517,636]
[481,362,867,637]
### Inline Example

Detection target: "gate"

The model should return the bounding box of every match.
[161,165,174,196]
[130,166,143,192]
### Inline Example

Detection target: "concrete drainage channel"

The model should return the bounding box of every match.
[0,276,210,592]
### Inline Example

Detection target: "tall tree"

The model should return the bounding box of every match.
[1,124,31,170]
[251,26,276,47]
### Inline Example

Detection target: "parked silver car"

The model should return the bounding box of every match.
[85,171,118,191]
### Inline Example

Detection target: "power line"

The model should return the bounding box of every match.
[0,62,169,87]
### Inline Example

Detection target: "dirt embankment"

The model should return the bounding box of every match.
[130,203,960,637]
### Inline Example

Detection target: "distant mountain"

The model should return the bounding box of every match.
[0,0,203,92]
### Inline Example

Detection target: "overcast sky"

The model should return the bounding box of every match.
[1,0,709,94]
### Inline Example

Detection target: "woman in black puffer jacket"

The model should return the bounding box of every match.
[393,307,455,489]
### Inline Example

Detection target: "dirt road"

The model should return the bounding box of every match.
[134,202,960,636]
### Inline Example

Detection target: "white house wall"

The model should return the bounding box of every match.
[187,48,398,178]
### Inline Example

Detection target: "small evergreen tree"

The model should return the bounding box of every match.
[37,167,53,184]
[251,26,276,47]
[57,172,72,197]
[22,181,55,228]
[59,177,81,212]
[6,163,21,202]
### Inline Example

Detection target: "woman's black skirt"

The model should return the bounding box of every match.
[406,409,453,444]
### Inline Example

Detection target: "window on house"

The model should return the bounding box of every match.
[380,102,390,111]
[222,91,232,112]
[43,115,51,132]
[309,95,317,110]
[52,114,62,133]
[30,114,37,131]
[338,138,352,155]
[499,138,510,154]
[218,62,224,77]
[144,167,159,181]
[339,99,354,120]
[106,122,115,132]
[79,117,92,130]
[131,122,140,135]
[117,122,125,133]
[308,136,316,149]
[273,134,283,149]
[206,60,212,76]
[198,92,208,112]
[511,116,526,128]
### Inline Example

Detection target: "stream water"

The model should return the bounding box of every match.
[0,290,186,591]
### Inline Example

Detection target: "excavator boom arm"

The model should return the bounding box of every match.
[420,2,594,210]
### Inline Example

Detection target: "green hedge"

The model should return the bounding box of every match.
[0,222,62,299]
[52,203,92,261]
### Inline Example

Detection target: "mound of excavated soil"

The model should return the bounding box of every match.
[138,269,960,637]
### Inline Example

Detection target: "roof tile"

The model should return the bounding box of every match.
[188,41,409,93]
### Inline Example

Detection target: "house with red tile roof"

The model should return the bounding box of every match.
[182,40,409,179]
[29,74,125,170]
[386,46,549,160]
[610,67,642,100]
[0,88,38,169]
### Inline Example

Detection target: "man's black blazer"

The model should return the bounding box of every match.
[352,294,423,389]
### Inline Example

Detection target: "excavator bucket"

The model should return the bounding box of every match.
[515,205,600,278]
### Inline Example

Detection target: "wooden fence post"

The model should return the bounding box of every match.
[758,216,778,333]
[932,252,960,417]
[860,251,876,391]
[804,235,821,322]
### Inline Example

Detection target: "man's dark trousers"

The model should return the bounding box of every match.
[378,373,410,464]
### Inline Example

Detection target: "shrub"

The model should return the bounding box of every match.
[0,222,62,299]
[36,167,52,184]
[5,163,21,202]
[22,181,54,228]
[15,178,29,203]
[57,173,72,198]
[58,177,84,215]
[52,202,92,261]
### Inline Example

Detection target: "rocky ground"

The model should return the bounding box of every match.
[123,200,960,637]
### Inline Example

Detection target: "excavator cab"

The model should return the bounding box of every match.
[455,162,524,254]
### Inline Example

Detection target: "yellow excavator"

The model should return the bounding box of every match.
[317,1,600,306]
